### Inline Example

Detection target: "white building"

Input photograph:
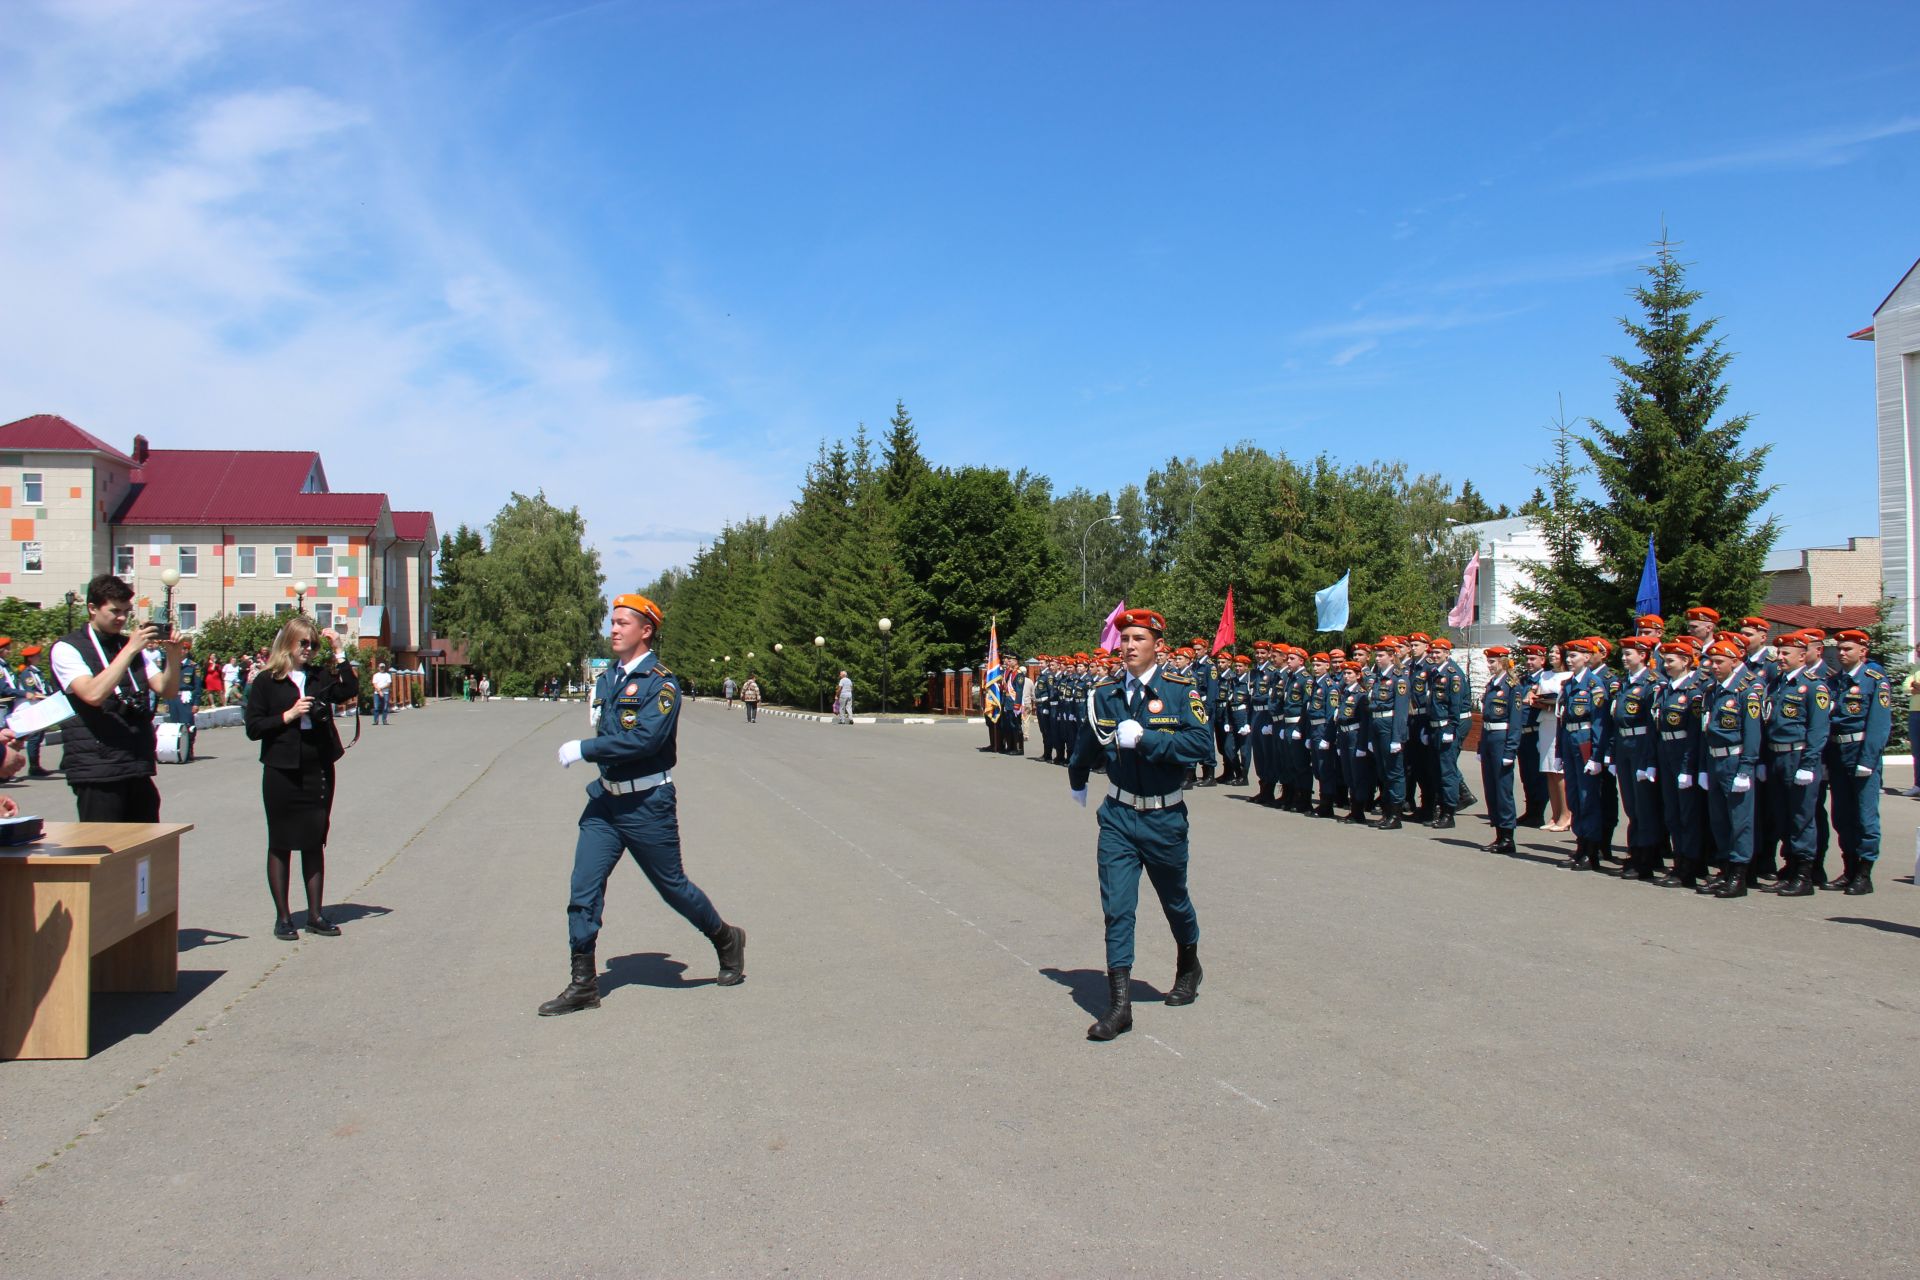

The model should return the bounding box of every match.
[1449,515,1602,687]
[1853,259,1920,648]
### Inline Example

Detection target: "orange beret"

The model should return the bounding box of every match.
[1800,628,1827,643]
[1706,639,1743,660]
[610,593,662,627]
[1328,648,1346,659]
[1686,606,1720,621]
[1174,646,1194,657]
[1431,637,1453,651]
[1521,644,1545,656]
[1635,614,1664,628]
[1835,629,1871,646]
[1739,616,1768,631]
[0,636,11,648]
[1658,641,1695,659]
[1485,645,1511,658]
[1234,654,1252,666]
[1114,609,1165,634]
[1340,660,1362,673]
[20,644,42,658]
[1617,636,1654,652]
[1775,631,1810,649]
[1407,632,1431,644]
[1311,651,1329,662]
[1191,637,1208,647]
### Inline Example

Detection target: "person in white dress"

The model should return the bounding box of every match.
[1530,643,1571,831]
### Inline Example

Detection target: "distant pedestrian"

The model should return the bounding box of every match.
[479,674,491,701]
[372,663,393,725]
[742,675,761,723]
[723,675,737,708]
[836,670,854,723]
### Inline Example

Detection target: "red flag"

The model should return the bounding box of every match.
[1212,586,1236,654]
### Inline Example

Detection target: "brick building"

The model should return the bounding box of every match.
[0,414,437,663]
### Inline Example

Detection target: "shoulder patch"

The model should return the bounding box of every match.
[1162,671,1195,686]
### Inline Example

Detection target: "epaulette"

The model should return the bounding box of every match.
[653,664,674,679]
[1093,674,1124,688]
[1162,671,1195,686]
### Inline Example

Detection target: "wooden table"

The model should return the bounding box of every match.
[0,821,195,1061]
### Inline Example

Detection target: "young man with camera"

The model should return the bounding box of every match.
[48,573,190,822]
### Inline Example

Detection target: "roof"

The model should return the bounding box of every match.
[0,414,137,465]
[1762,604,1878,633]
[1873,257,1920,317]
[114,450,386,527]
[1848,325,1874,341]
[392,511,435,541]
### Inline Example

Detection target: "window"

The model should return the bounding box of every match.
[237,603,257,618]
[176,603,197,631]
[274,603,292,615]
[315,545,334,576]
[115,545,134,575]
[314,602,335,629]
[21,542,42,573]
[274,546,292,576]
[179,545,198,576]
[22,473,41,504]
[237,546,256,576]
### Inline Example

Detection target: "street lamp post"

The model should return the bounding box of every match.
[64,590,76,632]
[294,580,309,614]
[877,617,892,714]
[1081,513,1122,608]
[814,635,826,714]
[158,568,181,637]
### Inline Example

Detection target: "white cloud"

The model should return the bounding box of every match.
[0,0,783,584]
[1576,115,1920,186]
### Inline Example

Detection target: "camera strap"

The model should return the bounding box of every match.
[86,626,146,701]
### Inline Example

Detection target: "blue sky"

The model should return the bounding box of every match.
[2,1,1916,589]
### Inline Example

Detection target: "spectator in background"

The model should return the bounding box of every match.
[835,670,854,724]
[222,655,239,703]
[723,675,737,708]
[203,656,224,708]
[741,674,761,723]
[479,674,492,700]
[16,645,53,777]
[372,663,393,725]
[1903,645,1920,799]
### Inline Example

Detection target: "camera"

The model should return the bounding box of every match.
[150,619,172,642]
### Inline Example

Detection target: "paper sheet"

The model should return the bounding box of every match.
[6,693,74,736]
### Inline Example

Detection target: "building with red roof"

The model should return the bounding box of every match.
[0,415,439,662]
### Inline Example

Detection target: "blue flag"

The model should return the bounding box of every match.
[1634,533,1660,619]
[1315,571,1351,632]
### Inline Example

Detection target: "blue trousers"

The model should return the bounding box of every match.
[1831,764,1883,863]
[1766,751,1823,860]
[1339,728,1372,811]
[1706,770,1755,865]
[1436,728,1463,808]
[1095,799,1198,970]
[567,782,722,952]
[1368,725,1405,808]
[1479,746,1516,828]
[1517,729,1546,821]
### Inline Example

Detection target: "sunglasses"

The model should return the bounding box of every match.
[297,639,317,649]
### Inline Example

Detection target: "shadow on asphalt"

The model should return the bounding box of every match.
[1040,967,1164,1016]
[1828,916,1920,940]
[178,927,247,951]
[92,969,224,1054]
[317,902,393,927]
[602,951,714,994]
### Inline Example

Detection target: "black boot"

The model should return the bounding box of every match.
[1429,808,1455,830]
[1459,786,1478,809]
[1819,859,1857,891]
[1496,829,1517,854]
[1087,967,1133,1041]
[1373,812,1403,831]
[1255,782,1275,806]
[707,922,747,986]
[1338,808,1367,824]
[1777,862,1815,897]
[1565,838,1589,870]
[538,948,601,1016]
[1844,863,1875,896]
[1713,864,1750,898]
[1165,944,1203,1007]
[1183,767,1196,792]
[1313,800,1336,818]
[1197,764,1216,789]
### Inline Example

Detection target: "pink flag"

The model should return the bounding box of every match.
[1447,553,1480,629]
[1098,598,1128,651]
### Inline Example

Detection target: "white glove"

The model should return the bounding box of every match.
[1793,768,1814,785]
[1695,771,1708,789]
[1389,741,1403,755]
[1731,773,1751,793]
[1756,764,1767,782]
[1419,731,1429,746]
[1116,719,1144,750]
[1290,730,1302,740]
[1238,725,1251,737]
[1502,758,1516,769]
[1856,764,1873,777]
[557,740,584,768]
[1317,739,1330,751]
[1677,773,1693,790]
[1260,724,1273,736]
[1356,747,1368,757]
[1583,760,1601,776]
[1633,768,1647,783]
[1071,787,1087,808]
[1644,766,1656,783]
[1440,732,1454,744]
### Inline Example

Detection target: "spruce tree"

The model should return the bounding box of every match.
[1510,410,1611,642]
[1580,238,1778,622]
[880,400,932,508]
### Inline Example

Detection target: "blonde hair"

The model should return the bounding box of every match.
[267,614,322,680]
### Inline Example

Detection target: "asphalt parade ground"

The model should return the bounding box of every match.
[5,699,1920,1278]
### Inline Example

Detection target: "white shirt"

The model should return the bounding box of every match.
[50,628,165,695]
[1124,664,1160,710]
[222,662,238,685]
[290,668,312,728]
[372,670,393,692]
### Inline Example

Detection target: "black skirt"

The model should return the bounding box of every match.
[262,732,336,850]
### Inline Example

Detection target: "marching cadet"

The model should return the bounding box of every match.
[1426,637,1470,829]
[1757,631,1829,897]
[1190,639,1219,787]
[1697,637,1763,898]
[1335,659,1373,824]
[1477,647,1521,853]
[1367,639,1411,830]
[1610,637,1666,881]
[1279,645,1314,813]
[1517,644,1549,826]
[1558,639,1610,870]
[1308,651,1338,817]
[1066,608,1213,1042]
[542,594,745,1015]
[1653,640,1707,887]
[1823,628,1891,895]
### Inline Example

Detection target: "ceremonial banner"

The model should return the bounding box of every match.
[1446,554,1479,629]
[1315,572,1350,632]
[1213,586,1236,654]
[983,617,1002,722]
[1634,533,1661,619]
[1098,599,1128,652]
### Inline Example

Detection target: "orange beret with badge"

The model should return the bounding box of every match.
[1114,608,1165,635]
[610,593,662,628]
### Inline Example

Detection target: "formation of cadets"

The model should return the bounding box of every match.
[1021,607,1894,898]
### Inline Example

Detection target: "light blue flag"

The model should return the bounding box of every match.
[1315,571,1351,632]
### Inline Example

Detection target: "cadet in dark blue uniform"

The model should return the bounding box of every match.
[1335,659,1373,823]
[1476,647,1521,853]
[1758,631,1830,897]
[1367,640,1411,830]
[541,593,746,1015]
[1653,641,1707,888]
[1223,653,1253,786]
[1308,651,1338,817]
[1516,645,1549,826]
[1824,628,1891,895]
[1188,638,1219,787]
[1609,637,1666,880]
[1697,638,1763,898]
[1278,646,1314,812]
[1403,633,1437,821]
[1426,638,1470,828]
[1067,609,1214,1042]
[1247,642,1280,804]
[1558,639,1611,870]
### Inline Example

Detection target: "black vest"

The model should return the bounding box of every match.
[51,626,157,783]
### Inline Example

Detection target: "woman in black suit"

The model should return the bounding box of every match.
[245,615,359,940]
